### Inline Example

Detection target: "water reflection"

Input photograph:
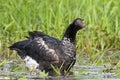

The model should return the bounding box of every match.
[0,60,119,80]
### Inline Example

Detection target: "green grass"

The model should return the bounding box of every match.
[0,0,120,64]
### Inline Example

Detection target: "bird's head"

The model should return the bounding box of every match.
[72,18,86,30]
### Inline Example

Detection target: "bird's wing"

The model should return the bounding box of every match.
[26,31,60,49]
[24,36,60,63]
[10,30,61,63]
[26,31,48,39]
[26,31,59,41]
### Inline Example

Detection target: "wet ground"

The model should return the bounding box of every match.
[0,56,120,80]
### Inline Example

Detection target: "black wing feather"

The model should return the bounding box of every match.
[27,31,59,41]
[9,40,32,58]
[9,36,60,63]
[25,37,59,62]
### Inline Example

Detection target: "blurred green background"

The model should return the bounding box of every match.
[0,0,120,62]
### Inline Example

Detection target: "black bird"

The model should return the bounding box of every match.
[9,18,86,76]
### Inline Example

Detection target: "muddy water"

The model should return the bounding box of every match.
[0,59,120,80]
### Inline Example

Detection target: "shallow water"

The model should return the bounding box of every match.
[0,58,120,80]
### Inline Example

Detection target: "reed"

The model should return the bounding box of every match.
[0,0,120,64]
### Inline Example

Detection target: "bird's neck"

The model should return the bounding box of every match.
[62,24,78,44]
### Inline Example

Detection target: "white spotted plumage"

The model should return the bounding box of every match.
[35,37,59,59]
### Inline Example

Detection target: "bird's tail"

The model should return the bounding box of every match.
[9,40,31,58]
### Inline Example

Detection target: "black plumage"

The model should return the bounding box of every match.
[9,18,85,76]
